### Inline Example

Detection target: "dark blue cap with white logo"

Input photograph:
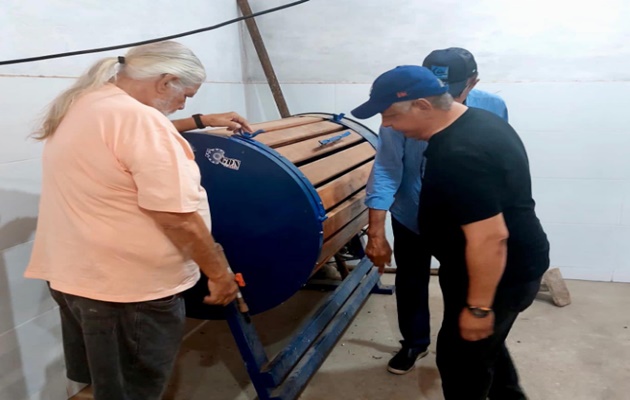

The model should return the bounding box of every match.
[422,47,478,97]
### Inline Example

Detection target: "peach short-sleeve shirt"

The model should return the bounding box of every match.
[25,84,209,302]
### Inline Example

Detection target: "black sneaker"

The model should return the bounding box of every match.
[387,347,429,375]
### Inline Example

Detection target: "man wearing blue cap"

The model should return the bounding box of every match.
[363,48,508,377]
[353,65,549,400]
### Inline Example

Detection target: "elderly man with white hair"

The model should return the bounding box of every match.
[25,41,247,400]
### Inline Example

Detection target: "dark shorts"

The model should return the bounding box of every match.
[49,287,186,400]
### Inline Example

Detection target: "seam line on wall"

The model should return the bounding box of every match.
[0,74,242,84]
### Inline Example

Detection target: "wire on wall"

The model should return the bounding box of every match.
[0,0,310,66]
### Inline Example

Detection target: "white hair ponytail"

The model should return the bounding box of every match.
[34,41,206,140]
[34,57,119,140]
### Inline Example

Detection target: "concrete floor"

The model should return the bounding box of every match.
[73,274,630,400]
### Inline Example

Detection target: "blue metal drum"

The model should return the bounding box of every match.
[182,113,377,319]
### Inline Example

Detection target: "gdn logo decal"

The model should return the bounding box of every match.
[205,148,241,171]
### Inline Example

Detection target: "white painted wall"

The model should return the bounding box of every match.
[1,0,628,397]
[243,0,630,282]
[0,1,247,398]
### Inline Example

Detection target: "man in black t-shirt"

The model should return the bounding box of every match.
[352,65,549,400]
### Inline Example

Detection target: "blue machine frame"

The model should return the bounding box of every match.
[184,112,395,399]
[226,255,391,400]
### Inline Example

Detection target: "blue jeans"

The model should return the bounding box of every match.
[49,288,186,400]
[392,217,432,351]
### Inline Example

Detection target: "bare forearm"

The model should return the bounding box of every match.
[147,210,228,279]
[171,117,199,133]
[367,209,388,238]
[465,238,507,307]
[171,112,253,133]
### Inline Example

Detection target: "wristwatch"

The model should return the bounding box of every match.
[466,305,493,318]
[192,113,205,130]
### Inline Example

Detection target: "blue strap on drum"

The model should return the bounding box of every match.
[331,112,345,123]
[318,130,351,146]
[234,129,265,139]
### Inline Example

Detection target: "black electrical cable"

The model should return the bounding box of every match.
[0,0,309,66]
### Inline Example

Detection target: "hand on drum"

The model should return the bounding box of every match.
[201,112,254,133]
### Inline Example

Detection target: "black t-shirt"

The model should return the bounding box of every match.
[418,108,549,285]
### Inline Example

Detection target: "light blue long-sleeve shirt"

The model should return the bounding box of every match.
[365,89,509,234]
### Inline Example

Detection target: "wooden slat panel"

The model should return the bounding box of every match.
[323,190,367,239]
[299,142,375,187]
[257,121,344,148]
[203,116,324,136]
[247,116,324,132]
[317,161,373,210]
[315,210,368,270]
[275,130,363,164]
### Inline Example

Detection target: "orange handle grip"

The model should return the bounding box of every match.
[235,273,246,287]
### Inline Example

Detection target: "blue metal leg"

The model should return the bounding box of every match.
[371,278,395,295]
[225,256,388,400]
[263,257,374,385]
[270,266,381,400]
[225,304,274,399]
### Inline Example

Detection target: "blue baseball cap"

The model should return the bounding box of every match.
[351,65,449,120]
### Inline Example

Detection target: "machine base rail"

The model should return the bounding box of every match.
[225,256,389,400]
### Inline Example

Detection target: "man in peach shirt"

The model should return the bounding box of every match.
[25,41,250,400]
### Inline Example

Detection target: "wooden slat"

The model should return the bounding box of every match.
[322,190,367,239]
[258,121,344,148]
[248,116,324,132]
[315,210,368,269]
[203,116,324,136]
[275,130,363,164]
[299,142,375,187]
[317,161,373,210]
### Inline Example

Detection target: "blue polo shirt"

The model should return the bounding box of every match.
[365,89,509,234]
